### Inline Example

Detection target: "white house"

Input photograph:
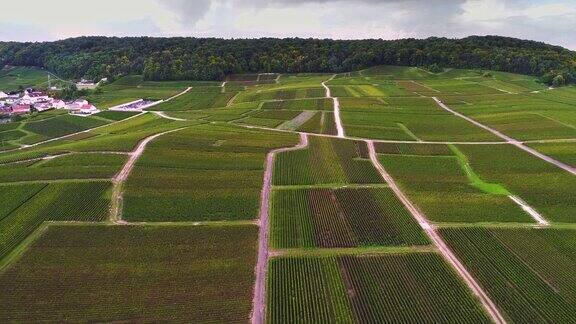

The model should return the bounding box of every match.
[79,104,100,115]
[51,99,66,109]
[67,99,99,115]
[22,91,50,104]
[34,102,52,112]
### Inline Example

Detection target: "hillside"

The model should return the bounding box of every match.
[0,66,575,322]
[1,36,575,84]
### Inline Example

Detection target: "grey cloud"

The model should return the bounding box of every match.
[156,0,212,25]
[229,0,465,9]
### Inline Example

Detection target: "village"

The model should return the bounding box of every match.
[0,87,100,120]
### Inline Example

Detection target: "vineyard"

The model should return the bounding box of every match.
[262,98,334,111]
[0,65,574,322]
[273,137,383,185]
[124,124,298,221]
[0,109,137,150]
[440,228,576,323]
[376,146,533,223]
[270,188,428,248]
[236,88,326,103]
[267,254,490,323]
[86,76,206,109]
[0,225,258,322]
[0,182,111,261]
[150,87,236,111]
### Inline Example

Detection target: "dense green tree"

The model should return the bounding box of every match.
[552,74,566,87]
[0,36,574,85]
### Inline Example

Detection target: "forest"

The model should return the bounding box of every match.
[0,36,574,85]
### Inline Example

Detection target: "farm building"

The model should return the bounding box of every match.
[11,104,31,115]
[22,90,50,104]
[51,99,66,109]
[34,102,53,112]
[67,99,100,115]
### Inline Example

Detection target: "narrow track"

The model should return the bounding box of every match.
[238,122,512,145]
[433,97,576,175]
[152,111,187,121]
[0,151,129,166]
[164,87,192,101]
[1,112,146,154]
[110,127,188,224]
[322,75,345,138]
[509,195,549,227]
[251,133,309,324]
[367,141,507,324]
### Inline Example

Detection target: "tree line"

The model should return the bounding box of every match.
[0,36,574,85]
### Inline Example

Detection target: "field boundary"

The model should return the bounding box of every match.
[270,245,437,257]
[235,122,520,145]
[0,112,146,154]
[251,133,309,324]
[508,195,549,226]
[152,111,187,121]
[110,127,189,224]
[433,97,576,175]
[0,222,50,272]
[366,140,507,324]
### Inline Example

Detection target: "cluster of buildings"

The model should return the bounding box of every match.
[0,89,100,118]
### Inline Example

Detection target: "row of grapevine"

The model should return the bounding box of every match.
[270,189,316,248]
[267,257,355,323]
[273,137,383,185]
[338,254,490,323]
[332,138,384,184]
[322,112,338,136]
[308,189,359,247]
[440,228,576,323]
[0,225,258,322]
[375,142,452,156]
[296,112,322,133]
[0,182,111,261]
[124,124,299,222]
[296,112,339,136]
[267,254,490,323]
[335,188,429,246]
[270,187,428,248]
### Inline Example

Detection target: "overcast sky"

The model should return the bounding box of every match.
[0,0,574,50]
